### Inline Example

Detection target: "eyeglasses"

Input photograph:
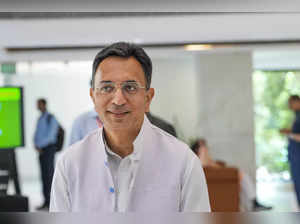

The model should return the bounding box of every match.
[95,81,146,96]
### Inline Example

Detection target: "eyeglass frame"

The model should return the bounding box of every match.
[94,80,148,96]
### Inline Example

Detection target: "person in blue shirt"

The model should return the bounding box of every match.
[69,80,103,146]
[280,95,300,209]
[69,109,101,146]
[34,98,59,210]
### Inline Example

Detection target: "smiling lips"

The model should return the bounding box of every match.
[108,110,130,117]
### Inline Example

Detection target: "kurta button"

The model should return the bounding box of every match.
[109,187,115,193]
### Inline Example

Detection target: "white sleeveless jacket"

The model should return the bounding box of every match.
[50,116,210,212]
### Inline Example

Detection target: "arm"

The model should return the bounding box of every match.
[33,120,39,148]
[180,153,211,212]
[38,116,59,148]
[280,128,300,142]
[289,133,300,142]
[50,157,71,212]
[33,120,43,152]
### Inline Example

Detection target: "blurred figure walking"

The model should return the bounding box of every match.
[34,98,59,210]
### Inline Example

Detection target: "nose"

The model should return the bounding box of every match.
[111,87,127,106]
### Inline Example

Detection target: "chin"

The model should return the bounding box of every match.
[104,118,129,127]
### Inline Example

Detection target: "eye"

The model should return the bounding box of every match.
[100,85,114,93]
[123,83,138,93]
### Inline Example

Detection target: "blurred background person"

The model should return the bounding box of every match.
[146,112,177,137]
[280,95,300,209]
[191,138,272,211]
[33,98,59,210]
[69,80,103,146]
[69,109,102,146]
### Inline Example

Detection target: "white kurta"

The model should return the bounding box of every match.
[50,116,210,212]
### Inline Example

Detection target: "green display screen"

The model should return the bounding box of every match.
[0,87,24,149]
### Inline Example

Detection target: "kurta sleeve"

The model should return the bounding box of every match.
[180,153,211,212]
[50,157,71,212]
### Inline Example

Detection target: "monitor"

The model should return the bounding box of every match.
[0,87,25,149]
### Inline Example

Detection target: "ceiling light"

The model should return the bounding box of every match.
[184,44,214,51]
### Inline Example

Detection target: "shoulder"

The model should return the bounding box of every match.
[146,113,176,135]
[73,111,96,125]
[148,123,194,161]
[146,122,201,181]
[74,111,92,122]
[57,129,102,170]
[46,112,59,124]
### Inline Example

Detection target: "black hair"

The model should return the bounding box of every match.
[191,140,200,155]
[190,138,207,155]
[289,95,300,101]
[91,42,152,89]
[38,98,47,105]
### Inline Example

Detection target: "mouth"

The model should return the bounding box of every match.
[107,111,130,118]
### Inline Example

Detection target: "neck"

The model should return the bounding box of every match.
[104,126,141,158]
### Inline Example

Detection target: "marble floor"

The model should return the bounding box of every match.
[256,181,299,212]
[6,178,299,212]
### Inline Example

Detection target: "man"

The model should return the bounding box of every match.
[34,98,59,210]
[50,42,210,212]
[280,95,300,208]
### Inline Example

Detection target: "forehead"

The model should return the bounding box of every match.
[95,56,145,83]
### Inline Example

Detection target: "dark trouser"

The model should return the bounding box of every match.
[290,158,300,207]
[39,145,55,206]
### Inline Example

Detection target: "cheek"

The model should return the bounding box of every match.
[94,97,108,112]
[133,97,148,113]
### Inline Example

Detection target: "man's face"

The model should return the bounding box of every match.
[90,56,154,132]
[37,101,45,112]
[288,99,300,111]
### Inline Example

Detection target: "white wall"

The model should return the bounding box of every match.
[0,74,4,86]
[195,51,256,181]
[151,56,199,140]
[11,61,94,181]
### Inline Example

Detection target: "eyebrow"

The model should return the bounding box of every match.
[99,80,113,84]
[99,80,138,84]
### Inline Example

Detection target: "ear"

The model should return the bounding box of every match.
[145,88,155,112]
[90,87,96,105]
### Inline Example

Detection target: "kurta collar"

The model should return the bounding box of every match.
[98,114,151,162]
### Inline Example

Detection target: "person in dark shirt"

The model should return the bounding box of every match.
[146,112,177,137]
[280,95,300,208]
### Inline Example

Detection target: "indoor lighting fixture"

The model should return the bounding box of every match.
[184,44,214,51]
